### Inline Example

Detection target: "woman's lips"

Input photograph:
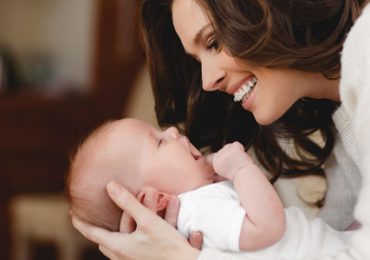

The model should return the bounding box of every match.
[233,77,257,102]
[241,81,257,111]
[228,75,255,96]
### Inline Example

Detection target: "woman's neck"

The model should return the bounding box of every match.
[306,73,340,102]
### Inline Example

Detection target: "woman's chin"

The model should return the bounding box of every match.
[253,113,273,126]
[253,110,283,126]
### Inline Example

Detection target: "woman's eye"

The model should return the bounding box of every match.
[206,37,219,50]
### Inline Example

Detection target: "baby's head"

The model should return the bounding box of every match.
[66,118,214,231]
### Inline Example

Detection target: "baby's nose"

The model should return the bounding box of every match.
[164,126,179,139]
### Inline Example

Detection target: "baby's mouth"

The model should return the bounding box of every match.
[193,154,201,160]
[233,77,257,102]
[191,149,202,160]
[184,136,202,160]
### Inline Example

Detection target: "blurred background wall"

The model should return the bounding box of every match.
[0,0,94,91]
[0,0,155,259]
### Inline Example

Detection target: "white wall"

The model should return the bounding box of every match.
[0,0,95,91]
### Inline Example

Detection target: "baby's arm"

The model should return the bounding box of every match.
[213,142,286,251]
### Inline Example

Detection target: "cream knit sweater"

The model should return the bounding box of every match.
[199,3,370,260]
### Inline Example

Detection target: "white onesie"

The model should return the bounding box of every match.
[178,181,351,259]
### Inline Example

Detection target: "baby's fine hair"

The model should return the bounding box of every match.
[65,120,122,231]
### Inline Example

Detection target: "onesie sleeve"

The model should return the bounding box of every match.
[178,183,246,252]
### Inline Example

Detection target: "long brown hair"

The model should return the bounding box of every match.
[139,0,365,180]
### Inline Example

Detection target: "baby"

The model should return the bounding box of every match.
[67,118,350,258]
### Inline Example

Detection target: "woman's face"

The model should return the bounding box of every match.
[171,0,338,125]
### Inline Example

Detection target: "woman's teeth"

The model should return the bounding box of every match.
[233,77,257,102]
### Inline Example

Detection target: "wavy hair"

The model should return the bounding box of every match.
[139,0,365,180]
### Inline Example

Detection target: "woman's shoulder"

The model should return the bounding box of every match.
[339,2,370,111]
[343,3,370,55]
[352,3,370,34]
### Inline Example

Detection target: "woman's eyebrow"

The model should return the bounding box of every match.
[193,24,211,45]
[185,24,212,59]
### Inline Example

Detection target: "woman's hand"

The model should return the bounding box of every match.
[119,185,203,249]
[72,181,201,260]
[119,188,180,233]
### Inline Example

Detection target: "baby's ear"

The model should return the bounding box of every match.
[137,188,171,211]
[156,192,171,211]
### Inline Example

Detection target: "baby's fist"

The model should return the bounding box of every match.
[213,142,253,180]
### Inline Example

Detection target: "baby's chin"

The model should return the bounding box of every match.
[212,173,228,183]
[204,167,216,183]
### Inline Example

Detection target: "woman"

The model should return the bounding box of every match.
[72,0,370,259]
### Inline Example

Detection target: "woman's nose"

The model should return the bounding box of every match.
[201,59,225,91]
[164,126,179,139]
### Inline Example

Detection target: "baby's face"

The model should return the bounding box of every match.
[68,118,215,231]
[110,119,215,195]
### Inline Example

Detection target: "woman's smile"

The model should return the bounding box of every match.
[233,76,257,103]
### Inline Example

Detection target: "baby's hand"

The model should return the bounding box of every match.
[213,142,254,181]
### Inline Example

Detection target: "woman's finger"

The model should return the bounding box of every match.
[164,195,180,228]
[119,190,158,233]
[189,231,203,250]
[142,190,159,213]
[106,181,156,223]
[72,215,122,248]
[99,244,116,259]
[119,210,136,233]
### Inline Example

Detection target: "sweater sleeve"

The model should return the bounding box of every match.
[199,3,370,260]
[339,2,370,258]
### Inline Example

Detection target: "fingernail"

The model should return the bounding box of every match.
[107,181,121,197]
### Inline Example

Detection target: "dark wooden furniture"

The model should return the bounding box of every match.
[0,0,145,259]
